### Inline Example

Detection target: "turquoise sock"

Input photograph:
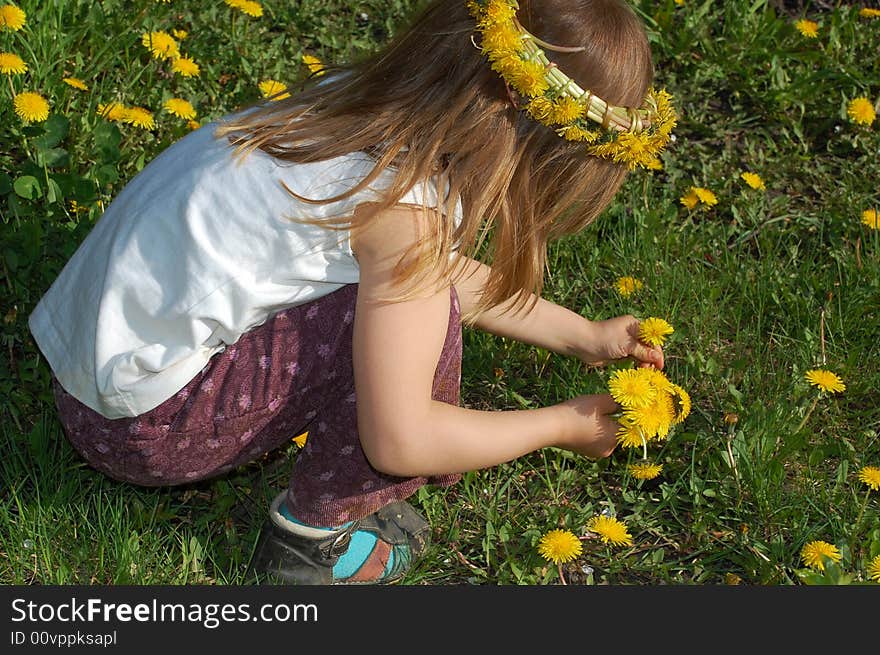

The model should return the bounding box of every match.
[279,502,395,579]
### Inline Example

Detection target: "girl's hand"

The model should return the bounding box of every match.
[556,393,621,459]
[579,314,664,369]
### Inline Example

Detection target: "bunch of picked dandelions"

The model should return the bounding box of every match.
[609,317,690,464]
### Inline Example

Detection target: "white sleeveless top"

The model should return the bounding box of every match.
[28,115,461,419]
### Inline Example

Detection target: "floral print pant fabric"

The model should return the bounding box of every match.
[52,283,463,526]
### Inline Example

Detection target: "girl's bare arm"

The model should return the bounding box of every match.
[451,254,664,369]
[350,205,619,477]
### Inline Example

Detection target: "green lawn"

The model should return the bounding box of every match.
[1,0,879,585]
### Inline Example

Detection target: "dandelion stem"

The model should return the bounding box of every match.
[557,562,567,585]
[854,489,871,533]
[795,395,820,434]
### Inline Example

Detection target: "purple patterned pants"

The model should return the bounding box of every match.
[52,284,463,526]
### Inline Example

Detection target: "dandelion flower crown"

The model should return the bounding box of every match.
[467,0,676,170]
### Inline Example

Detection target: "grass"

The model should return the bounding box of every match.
[1,0,879,586]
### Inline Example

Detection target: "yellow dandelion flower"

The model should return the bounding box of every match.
[505,59,549,98]
[724,572,742,585]
[141,31,179,61]
[537,529,582,565]
[235,0,263,17]
[97,102,127,122]
[614,276,644,298]
[634,392,676,441]
[549,96,586,125]
[122,106,155,130]
[847,97,876,126]
[740,171,766,190]
[163,98,196,120]
[172,56,200,77]
[862,209,879,230]
[478,0,517,26]
[559,124,598,143]
[301,53,325,76]
[805,369,845,394]
[800,540,841,571]
[795,19,819,38]
[643,367,674,394]
[0,4,26,31]
[292,432,308,447]
[62,77,88,91]
[670,384,691,424]
[172,29,188,40]
[526,96,553,122]
[13,91,49,123]
[616,419,646,449]
[480,21,522,57]
[258,79,290,100]
[638,317,674,347]
[224,0,245,7]
[0,51,27,74]
[608,368,657,409]
[586,515,633,547]
[694,187,718,206]
[187,120,201,131]
[628,462,663,480]
[859,8,880,19]
[868,554,880,583]
[858,466,880,492]
[645,157,663,171]
[680,189,699,210]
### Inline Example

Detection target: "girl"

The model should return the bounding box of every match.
[29,0,674,585]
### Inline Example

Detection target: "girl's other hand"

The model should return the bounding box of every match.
[556,393,620,459]
[580,314,664,369]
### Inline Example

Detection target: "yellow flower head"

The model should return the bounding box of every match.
[847,97,876,126]
[122,106,155,130]
[638,317,674,347]
[859,8,880,19]
[805,369,845,394]
[505,59,549,98]
[549,96,586,125]
[608,368,657,409]
[187,120,201,131]
[670,384,692,424]
[694,187,718,206]
[163,97,196,120]
[142,31,179,61]
[13,91,49,123]
[614,276,643,298]
[0,51,27,74]
[97,102,127,122]
[0,4,26,31]
[292,432,308,447]
[624,392,675,441]
[858,466,880,492]
[628,462,663,480]
[740,171,766,190]
[227,0,263,17]
[615,418,646,449]
[537,529,582,565]
[680,189,699,210]
[724,572,742,585]
[863,209,880,230]
[172,56,200,77]
[0,52,27,75]
[800,540,841,571]
[868,554,880,583]
[302,53,326,76]
[258,79,290,100]
[795,19,819,38]
[586,515,633,547]
[62,77,88,91]
[172,29,188,40]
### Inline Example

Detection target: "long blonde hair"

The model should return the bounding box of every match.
[215,0,653,316]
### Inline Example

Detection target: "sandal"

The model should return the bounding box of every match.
[251,492,430,585]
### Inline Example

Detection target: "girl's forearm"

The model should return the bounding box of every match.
[364,399,572,477]
[453,255,595,359]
